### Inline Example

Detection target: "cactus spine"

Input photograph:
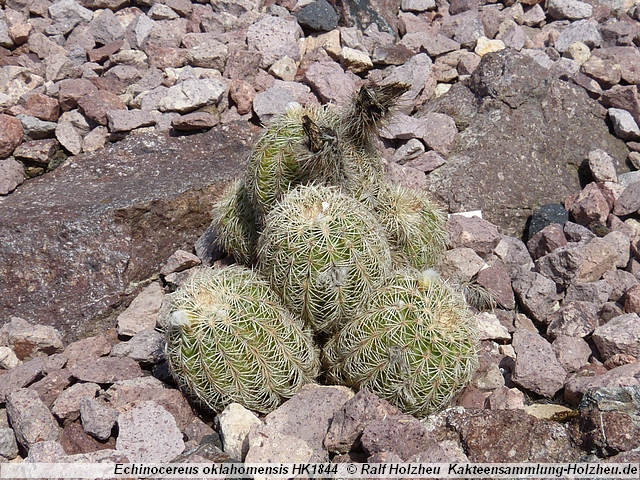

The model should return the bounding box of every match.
[210,179,258,265]
[375,184,449,270]
[163,265,319,414]
[323,269,478,417]
[257,184,393,334]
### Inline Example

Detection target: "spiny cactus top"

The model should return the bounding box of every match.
[257,184,393,334]
[163,265,320,414]
[323,269,479,417]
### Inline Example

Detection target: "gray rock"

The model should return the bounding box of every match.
[421,112,458,157]
[158,78,227,113]
[546,301,599,338]
[552,335,592,373]
[116,282,164,337]
[0,346,20,369]
[384,162,427,191]
[69,357,142,384]
[383,53,432,110]
[565,280,614,308]
[80,397,119,441]
[295,0,338,32]
[494,235,535,280]
[475,312,511,341]
[379,113,427,140]
[404,150,446,172]
[303,61,356,105]
[0,158,24,195]
[89,9,124,45]
[51,382,100,422]
[402,0,436,11]
[608,108,640,141]
[110,329,165,364]
[422,51,627,238]
[6,388,61,450]
[47,0,93,36]
[63,335,112,369]
[324,389,401,454]
[252,85,297,124]
[245,422,313,465]
[0,427,19,460]
[547,0,593,20]
[391,138,426,163]
[511,329,567,397]
[555,20,603,52]
[246,15,302,69]
[116,400,185,462]
[0,357,46,402]
[16,114,57,140]
[55,121,83,156]
[360,414,437,460]
[602,231,631,269]
[218,402,261,461]
[512,271,560,323]
[453,14,485,50]
[186,39,228,71]
[261,385,354,462]
[565,363,640,406]
[588,149,618,183]
[106,110,157,133]
[564,221,596,242]
[592,313,640,360]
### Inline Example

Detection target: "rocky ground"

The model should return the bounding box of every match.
[1,0,640,470]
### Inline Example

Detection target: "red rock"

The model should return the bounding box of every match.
[60,422,116,455]
[12,139,59,166]
[0,114,23,159]
[87,40,123,64]
[28,369,74,408]
[144,44,187,69]
[476,260,515,309]
[526,223,567,260]
[625,284,640,313]
[58,78,98,112]
[569,182,610,226]
[77,90,127,126]
[22,93,60,122]
[228,79,254,116]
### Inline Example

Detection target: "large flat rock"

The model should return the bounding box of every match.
[0,122,258,342]
[421,51,629,238]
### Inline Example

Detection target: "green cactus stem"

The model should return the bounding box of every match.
[323,268,479,417]
[163,265,320,414]
[257,184,393,334]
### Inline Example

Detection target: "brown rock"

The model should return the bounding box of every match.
[172,112,219,131]
[12,139,59,166]
[77,90,127,126]
[360,414,437,460]
[475,259,515,309]
[22,93,60,122]
[6,388,61,450]
[613,182,640,216]
[484,386,525,410]
[60,422,116,455]
[57,78,98,112]
[526,223,567,260]
[87,40,123,64]
[0,114,23,159]
[0,357,46,402]
[422,51,629,238]
[581,55,622,88]
[546,301,600,338]
[223,47,262,83]
[447,409,581,462]
[0,123,256,341]
[564,362,640,405]
[29,369,74,408]
[625,283,640,313]
[69,357,142,384]
[63,335,112,368]
[159,249,201,276]
[420,112,458,157]
[572,408,640,455]
[447,214,503,257]
[262,385,354,462]
[570,182,610,226]
[512,329,567,397]
[229,79,255,116]
[384,162,427,191]
[601,85,640,126]
[144,44,187,69]
[404,150,446,172]
[324,389,402,454]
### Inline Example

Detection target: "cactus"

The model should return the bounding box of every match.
[210,179,259,265]
[243,83,409,228]
[323,268,479,417]
[375,184,448,270]
[163,265,320,414]
[257,184,393,334]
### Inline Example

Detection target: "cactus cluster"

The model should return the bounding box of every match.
[164,82,481,417]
